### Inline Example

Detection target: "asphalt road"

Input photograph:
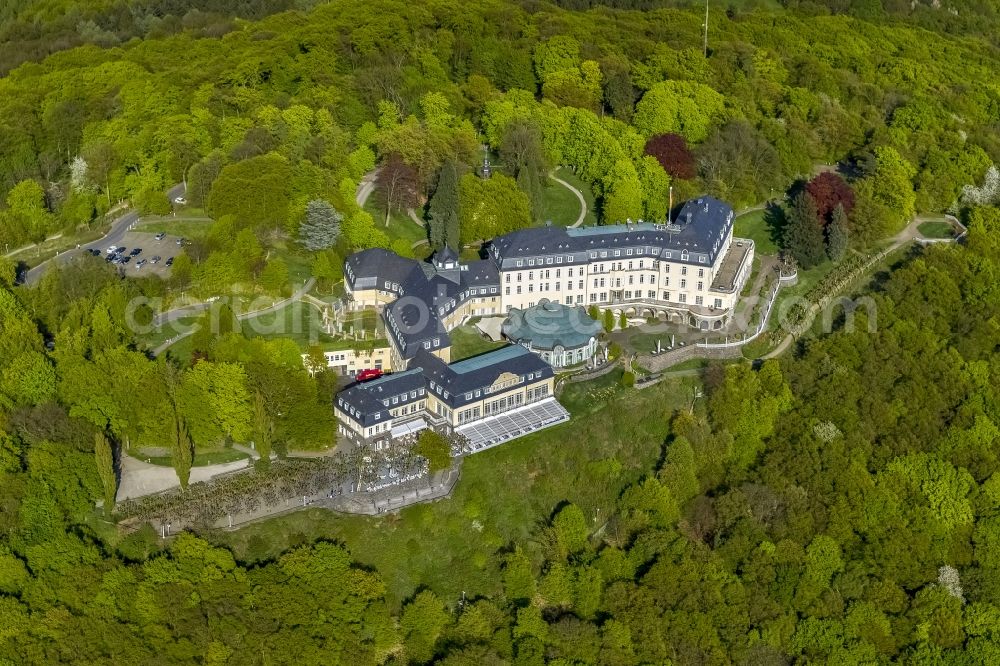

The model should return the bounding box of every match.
[20,183,185,286]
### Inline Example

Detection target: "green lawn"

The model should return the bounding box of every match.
[364,199,428,254]
[550,168,598,227]
[136,315,201,351]
[540,177,584,227]
[242,301,339,349]
[134,217,212,239]
[448,325,506,361]
[132,448,249,467]
[213,371,699,608]
[917,220,955,239]
[734,208,782,255]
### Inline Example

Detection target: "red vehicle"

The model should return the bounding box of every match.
[356,369,383,382]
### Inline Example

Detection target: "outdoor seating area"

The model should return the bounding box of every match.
[456,397,569,452]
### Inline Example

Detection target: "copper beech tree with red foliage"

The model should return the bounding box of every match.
[643,133,696,180]
[805,171,855,226]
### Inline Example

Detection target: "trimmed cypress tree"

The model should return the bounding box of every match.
[784,191,826,268]
[94,432,117,516]
[826,203,850,262]
[428,161,461,250]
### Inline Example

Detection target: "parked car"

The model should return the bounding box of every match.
[175,238,185,245]
[165,257,174,267]
[150,255,161,264]
[356,369,384,382]
[155,232,166,241]
[105,245,118,254]
[129,248,142,256]
[87,248,101,256]
[113,246,126,255]
[135,259,147,268]
[173,196,186,205]
[120,256,131,264]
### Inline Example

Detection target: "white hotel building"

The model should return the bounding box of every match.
[343,195,754,370]
[334,195,753,448]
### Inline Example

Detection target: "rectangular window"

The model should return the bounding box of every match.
[555,269,560,278]
[679,293,687,303]
[565,297,573,305]
[696,296,704,305]
[578,280,584,290]
[698,268,704,278]
[505,274,511,282]
[600,292,607,301]
[555,282,560,291]
[528,284,534,292]
[516,260,523,267]
[663,291,670,300]
[576,294,583,303]
[590,293,597,303]
[648,290,655,299]
[681,267,687,276]
[697,281,703,291]
[714,298,723,308]
[505,287,510,295]
[680,279,687,289]
[516,286,522,294]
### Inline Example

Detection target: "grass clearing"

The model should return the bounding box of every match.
[448,325,506,361]
[212,372,698,608]
[734,208,781,255]
[551,169,598,227]
[133,448,249,467]
[363,199,428,254]
[136,315,201,350]
[917,220,955,239]
[134,218,212,239]
[243,301,336,349]
[540,177,584,227]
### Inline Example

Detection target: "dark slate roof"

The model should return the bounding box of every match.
[414,345,553,409]
[502,300,603,351]
[460,260,500,289]
[487,196,734,270]
[344,248,422,292]
[335,369,427,427]
[433,246,459,265]
[347,251,500,360]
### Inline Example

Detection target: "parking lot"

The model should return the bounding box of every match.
[88,230,188,279]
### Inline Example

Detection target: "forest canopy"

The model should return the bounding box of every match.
[2,0,1000,663]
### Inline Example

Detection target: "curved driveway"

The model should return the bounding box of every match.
[21,183,185,286]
